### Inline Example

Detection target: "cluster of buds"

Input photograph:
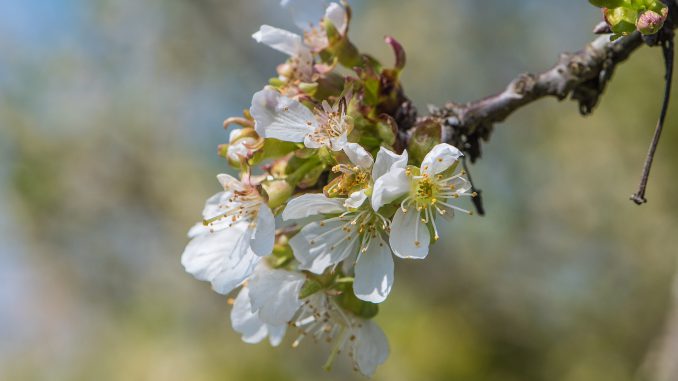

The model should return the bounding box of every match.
[590,0,669,38]
[182,0,474,376]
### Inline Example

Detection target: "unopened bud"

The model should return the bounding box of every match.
[229,127,258,143]
[224,127,259,166]
[262,179,294,209]
[636,8,668,35]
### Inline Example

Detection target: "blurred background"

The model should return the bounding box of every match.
[2,1,678,380]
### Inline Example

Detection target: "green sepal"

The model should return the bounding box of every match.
[268,77,286,88]
[605,7,639,35]
[299,278,324,299]
[298,82,319,97]
[375,115,398,146]
[312,73,345,100]
[323,19,361,69]
[336,285,379,319]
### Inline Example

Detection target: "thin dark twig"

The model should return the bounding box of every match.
[631,36,674,205]
[461,157,485,216]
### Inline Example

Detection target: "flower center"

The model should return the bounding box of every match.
[308,210,389,257]
[326,165,370,197]
[414,176,437,204]
[307,98,351,149]
[317,112,347,139]
[402,169,475,242]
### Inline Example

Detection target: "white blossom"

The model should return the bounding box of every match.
[181,174,275,294]
[231,265,389,376]
[291,293,389,377]
[336,142,408,209]
[251,87,352,151]
[252,25,314,82]
[280,1,348,52]
[283,192,394,303]
[230,263,306,346]
[372,143,474,259]
[282,144,408,303]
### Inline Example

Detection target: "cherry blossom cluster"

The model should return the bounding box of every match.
[181,1,475,376]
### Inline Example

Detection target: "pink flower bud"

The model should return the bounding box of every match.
[636,8,668,35]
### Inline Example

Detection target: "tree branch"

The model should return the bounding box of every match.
[425,32,645,163]
[418,0,678,164]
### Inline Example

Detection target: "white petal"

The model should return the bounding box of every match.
[345,190,367,209]
[325,3,348,35]
[372,147,408,180]
[328,132,348,151]
[280,0,326,31]
[187,222,208,239]
[371,167,410,211]
[200,192,230,223]
[282,193,346,220]
[181,223,260,294]
[289,231,312,265]
[421,143,463,175]
[290,219,359,274]
[250,88,316,142]
[227,141,249,161]
[231,288,268,344]
[248,268,305,325]
[353,236,394,303]
[448,176,473,193]
[231,287,287,346]
[303,133,324,149]
[343,142,374,169]
[216,173,246,192]
[250,203,275,257]
[228,128,243,142]
[267,325,287,347]
[353,320,390,377]
[389,207,429,259]
[342,248,359,274]
[252,25,303,57]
